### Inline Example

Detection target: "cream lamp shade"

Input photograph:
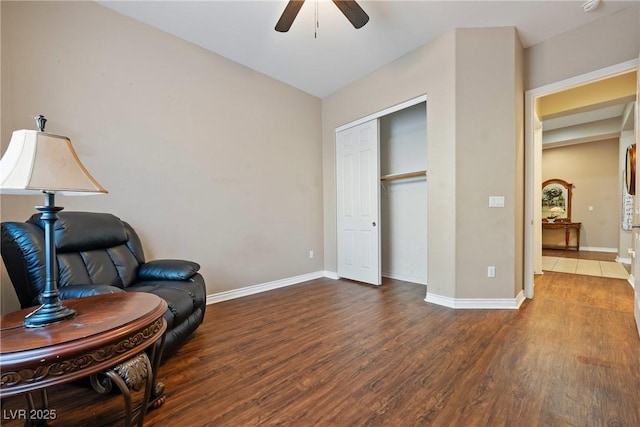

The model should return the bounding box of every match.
[0,129,107,196]
[0,117,107,327]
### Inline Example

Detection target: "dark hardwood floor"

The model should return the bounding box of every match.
[1,273,638,426]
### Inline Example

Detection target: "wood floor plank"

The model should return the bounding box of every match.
[1,272,638,426]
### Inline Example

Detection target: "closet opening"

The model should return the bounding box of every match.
[335,96,427,287]
[380,102,427,285]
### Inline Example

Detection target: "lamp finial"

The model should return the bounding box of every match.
[35,115,47,132]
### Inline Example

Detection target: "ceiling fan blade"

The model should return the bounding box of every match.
[275,0,305,32]
[332,0,369,29]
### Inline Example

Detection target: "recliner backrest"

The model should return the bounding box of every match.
[2,212,147,308]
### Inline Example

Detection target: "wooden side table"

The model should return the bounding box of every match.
[542,221,582,250]
[0,293,167,426]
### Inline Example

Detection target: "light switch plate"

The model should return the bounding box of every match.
[487,266,496,277]
[489,196,505,208]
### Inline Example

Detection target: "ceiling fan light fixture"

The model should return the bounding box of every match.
[275,0,369,33]
[582,0,601,12]
[332,0,369,29]
[275,0,304,32]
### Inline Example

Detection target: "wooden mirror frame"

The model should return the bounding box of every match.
[625,144,636,196]
[542,179,572,221]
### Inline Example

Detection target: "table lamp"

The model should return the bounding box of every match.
[0,115,107,327]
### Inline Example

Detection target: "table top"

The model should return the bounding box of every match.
[0,292,167,397]
[542,221,581,228]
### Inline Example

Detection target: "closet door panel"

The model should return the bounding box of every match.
[336,119,381,285]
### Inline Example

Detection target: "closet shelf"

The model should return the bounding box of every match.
[380,170,427,182]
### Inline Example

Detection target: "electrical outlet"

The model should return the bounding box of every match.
[487,266,496,277]
[309,250,314,259]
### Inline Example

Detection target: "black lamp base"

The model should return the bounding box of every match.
[24,301,76,328]
[22,191,77,328]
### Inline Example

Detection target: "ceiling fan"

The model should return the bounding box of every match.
[275,0,370,32]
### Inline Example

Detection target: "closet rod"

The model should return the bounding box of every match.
[380,170,427,182]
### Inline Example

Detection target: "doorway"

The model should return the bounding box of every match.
[525,59,639,299]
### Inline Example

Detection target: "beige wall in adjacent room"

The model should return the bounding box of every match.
[0,1,323,313]
[538,72,637,119]
[542,139,620,250]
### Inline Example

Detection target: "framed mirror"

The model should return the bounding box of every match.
[542,179,572,222]
[625,144,636,196]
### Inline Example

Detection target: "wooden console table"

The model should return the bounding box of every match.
[0,293,167,426]
[542,221,582,250]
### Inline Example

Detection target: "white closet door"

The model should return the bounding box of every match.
[336,119,381,285]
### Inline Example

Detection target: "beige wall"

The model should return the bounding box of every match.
[455,28,524,299]
[2,1,638,313]
[324,1,639,302]
[1,1,323,313]
[538,71,637,119]
[542,139,620,249]
[525,4,640,91]
[323,27,523,300]
[514,30,525,300]
[322,32,457,297]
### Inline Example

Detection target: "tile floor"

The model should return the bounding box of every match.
[541,256,630,279]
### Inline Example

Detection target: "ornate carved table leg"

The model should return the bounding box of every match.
[90,353,153,427]
[148,333,167,409]
[23,389,50,427]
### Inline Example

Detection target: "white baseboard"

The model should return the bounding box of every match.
[616,257,632,265]
[425,290,525,309]
[206,271,525,310]
[323,270,339,280]
[581,246,617,253]
[206,271,333,304]
[629,273,635,290]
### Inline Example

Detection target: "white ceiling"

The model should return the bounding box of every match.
[98,0,636,99]
[543,104,628,131]
[541,101,635,147]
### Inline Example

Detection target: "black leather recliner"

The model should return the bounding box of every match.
[1,211,206,362]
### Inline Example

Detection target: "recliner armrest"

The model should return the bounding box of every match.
[58,284,126,300]
[137,259,200,281]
